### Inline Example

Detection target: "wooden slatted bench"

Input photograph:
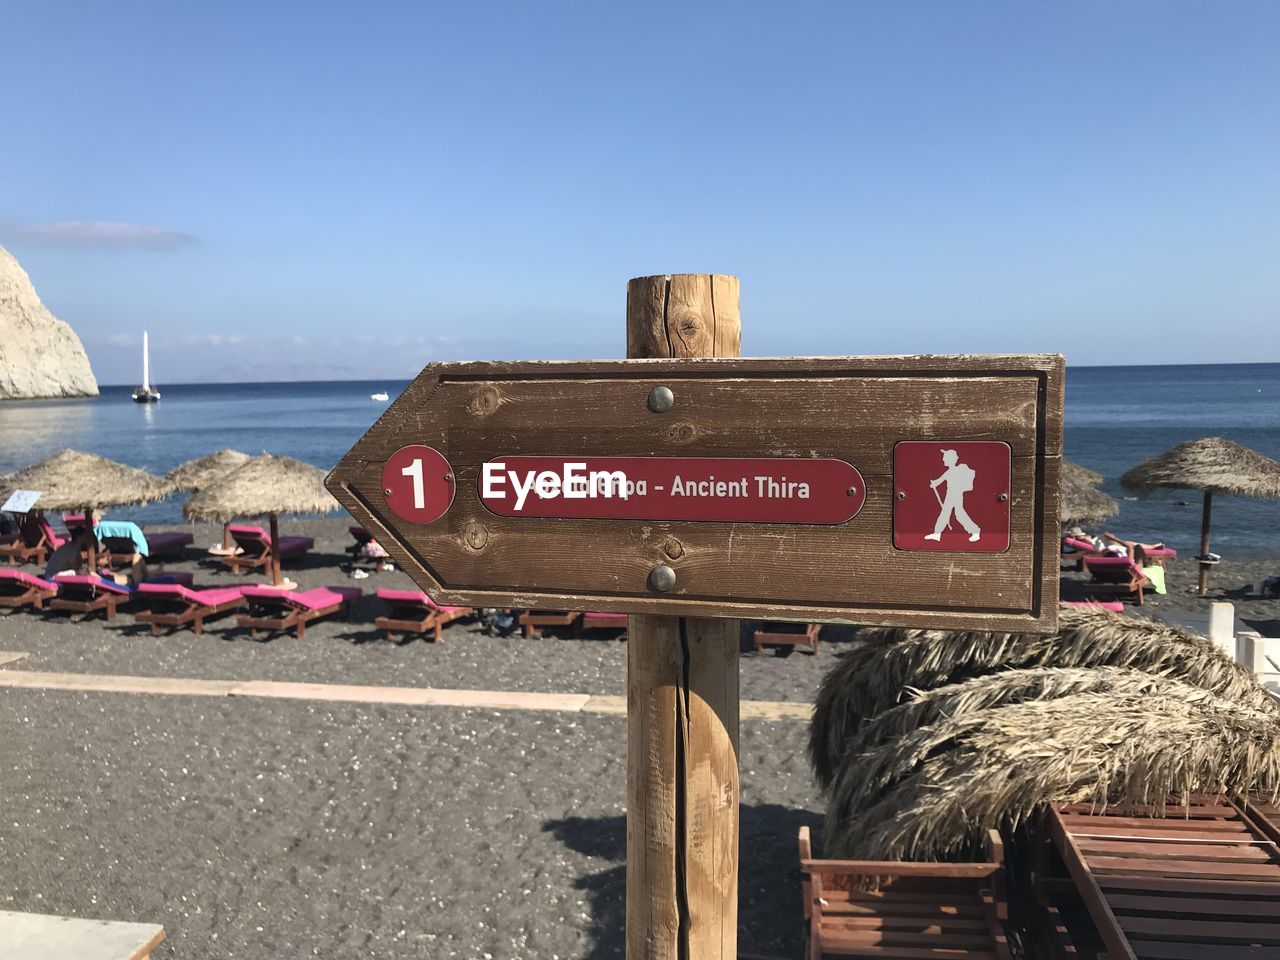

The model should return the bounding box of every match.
[799,826,1011,959]
[1041,796,1280,960]
[0,911,165,960]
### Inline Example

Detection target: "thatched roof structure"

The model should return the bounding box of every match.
[1062,459,1103,488]
[808,605,1278,789]
[823,684,1280,861]
[165,449,252,492]
[1059,458,1117,525]
[1120,437,1280,499]
[182,454,339,522]
[0,449,173,512]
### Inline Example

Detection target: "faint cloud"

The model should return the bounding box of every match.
[5,220,198,250]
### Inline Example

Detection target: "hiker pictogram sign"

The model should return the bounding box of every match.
[327,355,1064,632]
[893,441,1012,553]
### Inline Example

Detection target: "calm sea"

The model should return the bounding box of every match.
[2,364,1278,556]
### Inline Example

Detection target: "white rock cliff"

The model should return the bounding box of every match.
[0,244,98,399]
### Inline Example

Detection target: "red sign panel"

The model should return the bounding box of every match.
[479,456,865,524]
[893,441,1011,553]
[381,445,456,524]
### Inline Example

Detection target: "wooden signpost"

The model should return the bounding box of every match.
[327,274,1064,960]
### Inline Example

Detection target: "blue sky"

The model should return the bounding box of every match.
[2,2,1277,383]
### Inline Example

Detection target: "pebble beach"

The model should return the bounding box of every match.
[1,519,1277,957]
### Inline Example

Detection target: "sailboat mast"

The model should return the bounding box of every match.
[142,331,150,390]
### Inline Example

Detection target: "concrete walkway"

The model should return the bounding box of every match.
[0,656,811,720]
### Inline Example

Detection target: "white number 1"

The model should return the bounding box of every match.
[401,458,426,509]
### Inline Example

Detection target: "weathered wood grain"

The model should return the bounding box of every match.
[624,274,740,960]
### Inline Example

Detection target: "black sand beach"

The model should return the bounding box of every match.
[1,519,1277,957]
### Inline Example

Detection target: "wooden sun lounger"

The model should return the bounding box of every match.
[133,583,246,636]
[0,570,58,611]
[237,586,361,639]
[1083,556,1150,605]
[49,575,132,621]
[520,610,582,638]
[798,825,1011,960]
[0,515,61,567]
[1040,796,1280,960]
[579,612,628,634]
[754,621,821,655]
[220,524,314,575]
[374,589,471,641]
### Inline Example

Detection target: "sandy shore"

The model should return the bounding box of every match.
[1,518,1277,957]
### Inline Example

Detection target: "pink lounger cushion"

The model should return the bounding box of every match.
[55,574,131,595]
[147,532,194,550]
[242,585,362,610]
[1063,536,1176,559]
[226,525,314,552]
[138,582,245,606]
[0,569,57,590]
[1064,600,1126,613]
[375,588,468,613]
[584,612,628,621]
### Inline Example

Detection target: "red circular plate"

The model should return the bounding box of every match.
[381,445,455,524]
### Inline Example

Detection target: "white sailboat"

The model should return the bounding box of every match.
[131,331,161,403]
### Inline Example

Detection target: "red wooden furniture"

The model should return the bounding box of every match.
[799,826,1011,959]
[219,524,314,576]
[133,583,246,636]
[0,569,58,611]
[754,621,821,655]
[237,585,361,639]
[519,610,582,638]
[1036,796,1280,960]
[374,589,471,642]
[1083,556,1150,605]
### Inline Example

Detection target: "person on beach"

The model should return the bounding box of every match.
[1102,531,1167,560]
[1132,544,1167,595]
[926,449,981,543]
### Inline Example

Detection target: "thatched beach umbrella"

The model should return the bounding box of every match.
[1121,437,1280,595]
[165,449,252,492]
[0,449,173,568]
[823,683,1280,860]
[1060,458,1117,527]
[183,453,338,585]
[808,604,1277,789]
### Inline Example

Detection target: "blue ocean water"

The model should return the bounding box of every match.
[1,364,1278,556]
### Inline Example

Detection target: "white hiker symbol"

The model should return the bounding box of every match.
[925,449,981,543]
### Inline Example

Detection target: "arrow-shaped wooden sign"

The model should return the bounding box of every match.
[327,354,1063,632]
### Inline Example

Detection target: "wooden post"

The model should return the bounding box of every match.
[269,512,283,586]
[1198,490,1213,597]
[626,274,740,960]
[84,506,96,572]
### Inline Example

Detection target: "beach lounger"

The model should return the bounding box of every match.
[519,610,582,638]
[1083,556,1150,605]
[132,582,246,636]
[374,588,472,641]
[579,612,628,635]
[220,524,314,576]
[0,569,58,611]
[49,574,133,621]
[237,585,362,639]
[754,621,821,655]
[1062,536,1177,572]
[0,514,64,567]
[1036,796,1280,960]
[1062,600,1126,613]
[798,825,1011,960]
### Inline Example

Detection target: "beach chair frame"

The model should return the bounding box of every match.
[134,591,245,636]
[754,622,821,655]
[519,610,582,638]
[220,526,312,576]
[375,600,471,642]
[1038,796,1280,960]
[1082,557,1150,605]
[0,572,58,611]
[49,578,130,621]
[237,590,358,639]
[0,515,56,568]
[798,825,1010,960]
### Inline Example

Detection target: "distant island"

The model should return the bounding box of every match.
[0,243,98,400]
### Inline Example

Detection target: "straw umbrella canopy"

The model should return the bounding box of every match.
[164,449,252,492]
[183,454,339,585]
[0,449,174,567]
[1121,437,1280,595]
[1060,458,1117,527]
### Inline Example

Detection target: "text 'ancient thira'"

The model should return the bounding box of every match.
[478,456,865,524]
